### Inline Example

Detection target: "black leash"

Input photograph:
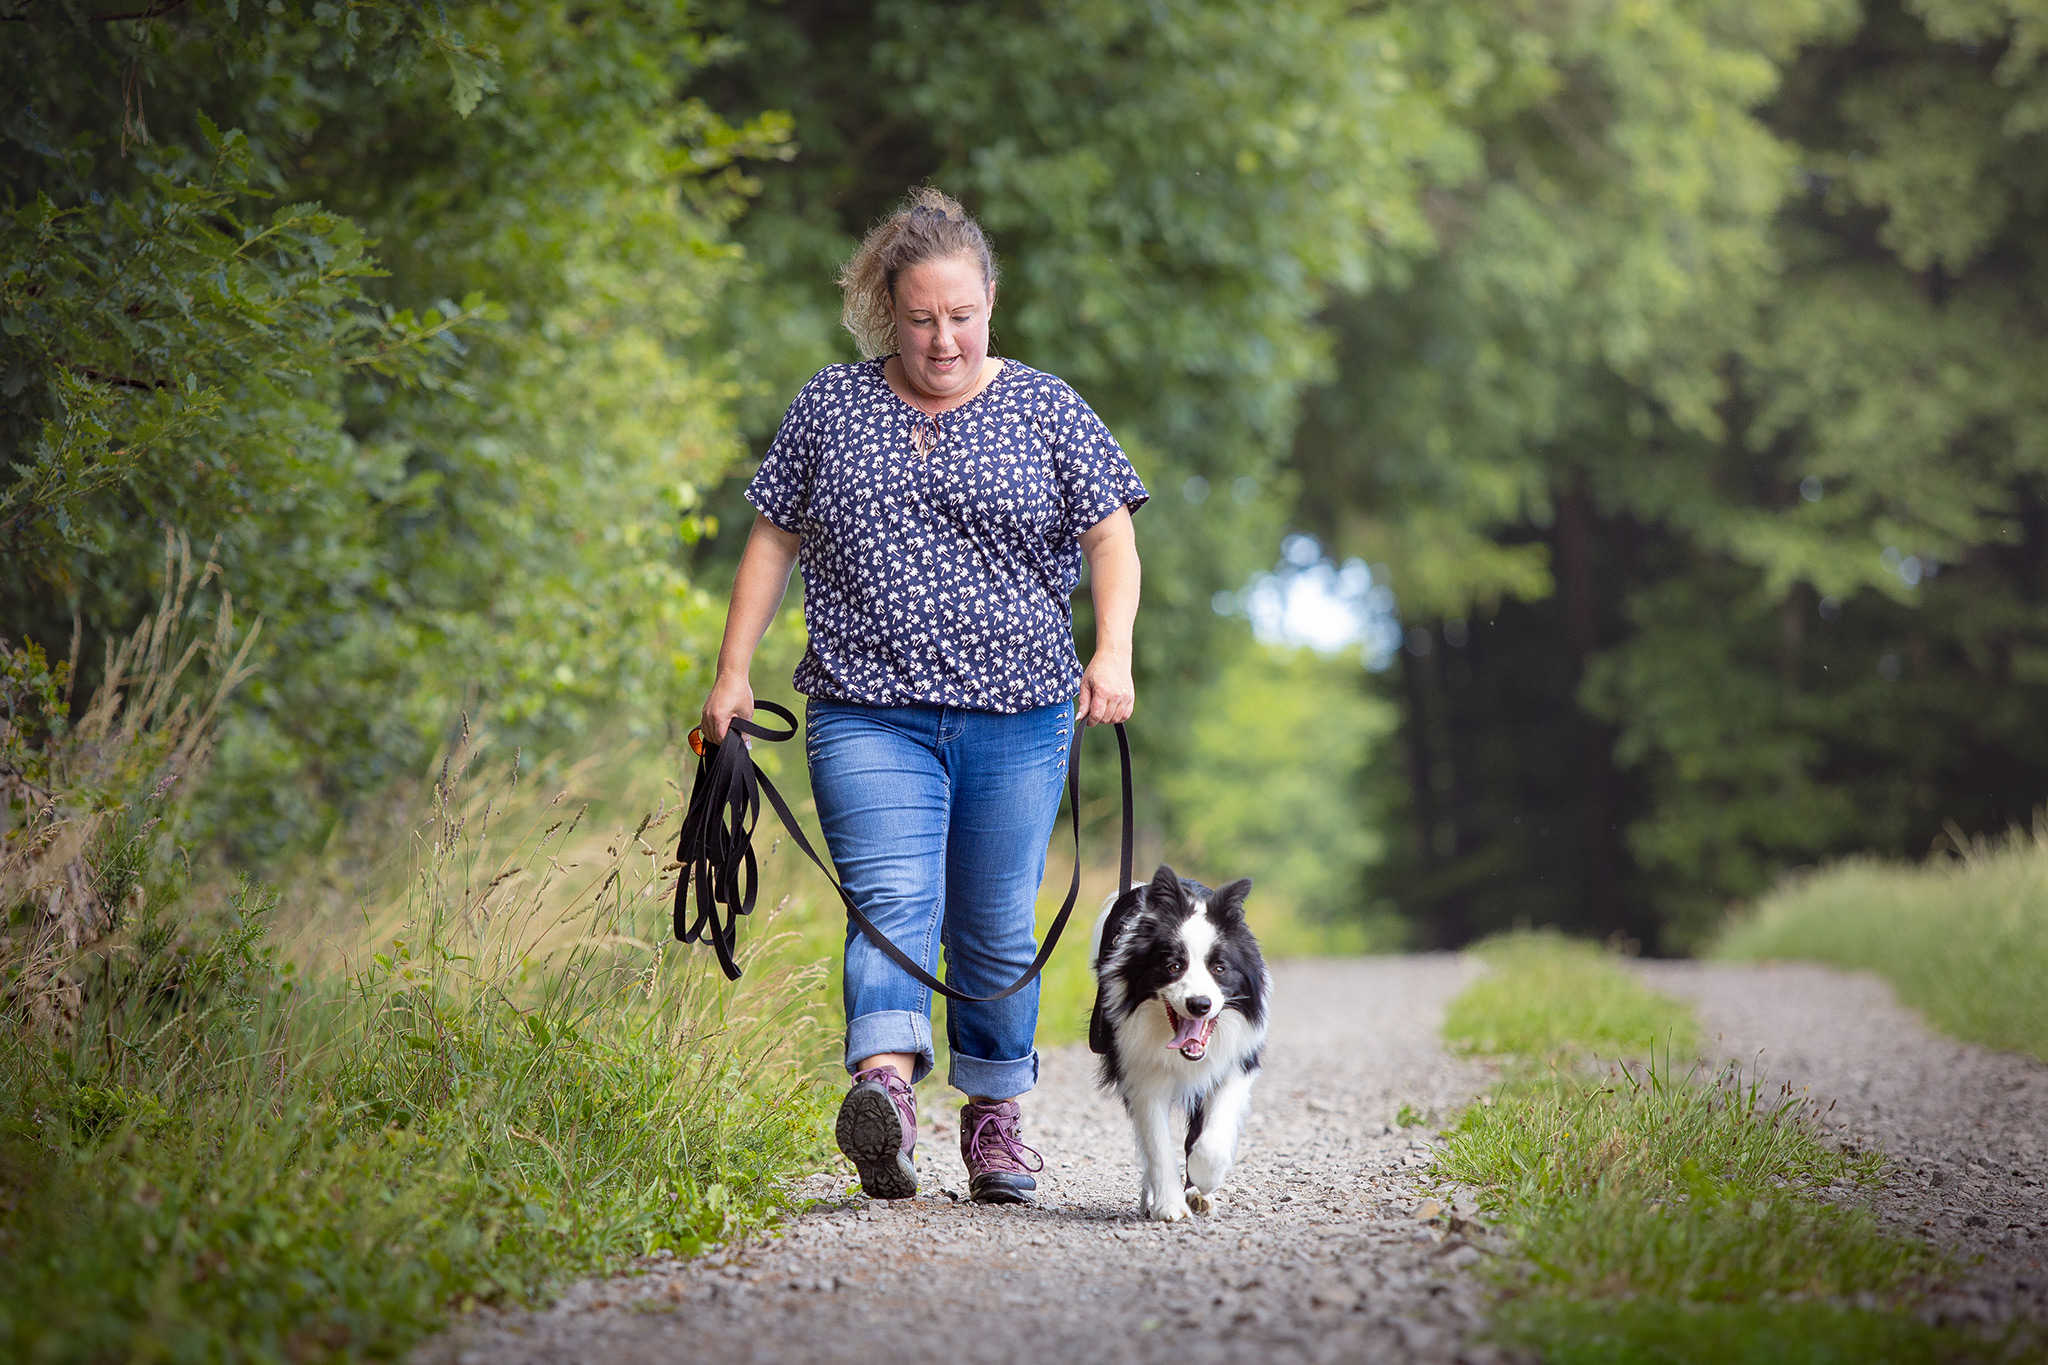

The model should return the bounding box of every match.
[674,700,1137,1004]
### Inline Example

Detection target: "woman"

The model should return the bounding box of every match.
[698,187,1145,1204]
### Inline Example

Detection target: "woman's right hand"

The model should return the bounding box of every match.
[700,671,756,746]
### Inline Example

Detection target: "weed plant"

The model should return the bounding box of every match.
[1,731,830,1363]
[1718,826,2048,1062]
[1440,933,2000,1363]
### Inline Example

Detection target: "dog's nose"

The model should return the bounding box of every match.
[1184,995,1212,1018]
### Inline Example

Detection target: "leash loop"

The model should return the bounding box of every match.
[674,701,1135,1003]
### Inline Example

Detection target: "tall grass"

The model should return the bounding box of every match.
[1,726,831,1362]
[1439,933,1998,1364]
[2,532,260,1030]
[1717,826,2048,1062]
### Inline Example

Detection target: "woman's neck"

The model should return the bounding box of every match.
[883,355,1004,416]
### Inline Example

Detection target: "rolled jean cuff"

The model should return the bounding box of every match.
[845,1010,935,1085]
[949,1046,1038,1101]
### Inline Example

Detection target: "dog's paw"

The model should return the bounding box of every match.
[1185,1187,1212,1215]
[1187,1144,1233,1193]
[1146,1178,1196,1219]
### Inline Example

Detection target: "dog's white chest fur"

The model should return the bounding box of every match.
[1091,867,1269,1222]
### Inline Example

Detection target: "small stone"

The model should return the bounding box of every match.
[1416,1199,1444,1221]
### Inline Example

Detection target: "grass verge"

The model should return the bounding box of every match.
[2,737,832,1363]
[1716,827,2048,1063]
[1444,931,1700,1060]
[1439,933,2000,1364]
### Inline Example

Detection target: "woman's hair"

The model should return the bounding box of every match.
[838,187,999,358]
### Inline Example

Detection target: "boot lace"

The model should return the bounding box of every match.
[963,1104,1044,1176]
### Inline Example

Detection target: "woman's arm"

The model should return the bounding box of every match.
[700,514,803,742]
[1076,506,1141,726]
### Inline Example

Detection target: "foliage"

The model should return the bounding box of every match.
[1717,825,2048,1062]
[1444,932,1698,1060]
[0,739,828,1363]
[1158,643,1399,927]
[687,0,1470,830]
[1434,933,1997,1363]
[1298,0,2048,949]
[3,0,784,856]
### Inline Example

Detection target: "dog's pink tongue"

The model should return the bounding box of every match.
[1167,1011,1216,1059]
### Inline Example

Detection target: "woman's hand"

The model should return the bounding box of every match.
[1077,652,1135,727]
[700,671,756,745]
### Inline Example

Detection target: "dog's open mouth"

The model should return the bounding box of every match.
[1164,1003,1217,1060]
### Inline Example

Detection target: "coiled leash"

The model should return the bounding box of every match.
[674,699,1137,1003]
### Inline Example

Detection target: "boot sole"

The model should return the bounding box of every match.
[969,1172,1036,1205]
[836,1084,917,1200]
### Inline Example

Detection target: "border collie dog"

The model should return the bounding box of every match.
[1090,864,1269,1222]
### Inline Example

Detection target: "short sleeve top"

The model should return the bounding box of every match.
[745,358,1148,713]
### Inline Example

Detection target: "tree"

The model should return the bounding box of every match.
[4,1,781,851]
[689,0,1475,837]
[1297,0,2048,949]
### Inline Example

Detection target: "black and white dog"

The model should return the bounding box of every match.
[1090,864,1270,1222]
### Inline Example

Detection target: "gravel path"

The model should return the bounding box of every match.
[418,956,1507,1365]
[418,955,2048,1365]
[1639,961,2048,1330]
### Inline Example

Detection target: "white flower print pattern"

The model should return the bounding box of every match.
[745,358,1148,713]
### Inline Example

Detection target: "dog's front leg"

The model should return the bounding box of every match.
[1132,1095,1189,1221]
[1186,1067,1257,1200]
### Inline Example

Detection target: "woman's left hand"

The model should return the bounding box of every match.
[1077,652,1135,727]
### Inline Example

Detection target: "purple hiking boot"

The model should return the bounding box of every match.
[960,1098,1044,1205]
[837,1066,918,1200]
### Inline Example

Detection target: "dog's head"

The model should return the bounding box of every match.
[1110,864,1265,1061]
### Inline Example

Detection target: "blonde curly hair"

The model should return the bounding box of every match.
[838,187,1000,359]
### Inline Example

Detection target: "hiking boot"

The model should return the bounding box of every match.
[960,1098,1043,1205]
[836,1066,919,1200]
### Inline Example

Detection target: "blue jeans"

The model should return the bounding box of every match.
[805,698,1072,1100]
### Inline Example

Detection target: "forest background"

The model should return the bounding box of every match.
[6,0,2047,961]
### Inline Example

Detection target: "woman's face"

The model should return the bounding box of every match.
[890,253,993,402]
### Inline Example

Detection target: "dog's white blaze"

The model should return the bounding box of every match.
[1168,910,1224,1017]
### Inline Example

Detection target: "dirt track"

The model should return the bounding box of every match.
[419,956,2048,1364]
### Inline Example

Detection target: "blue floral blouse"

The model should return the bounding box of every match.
[745,358,1148,713]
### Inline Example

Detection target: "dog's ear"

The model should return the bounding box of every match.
[1211,878,1253,921]
[1146,863,1182,912]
